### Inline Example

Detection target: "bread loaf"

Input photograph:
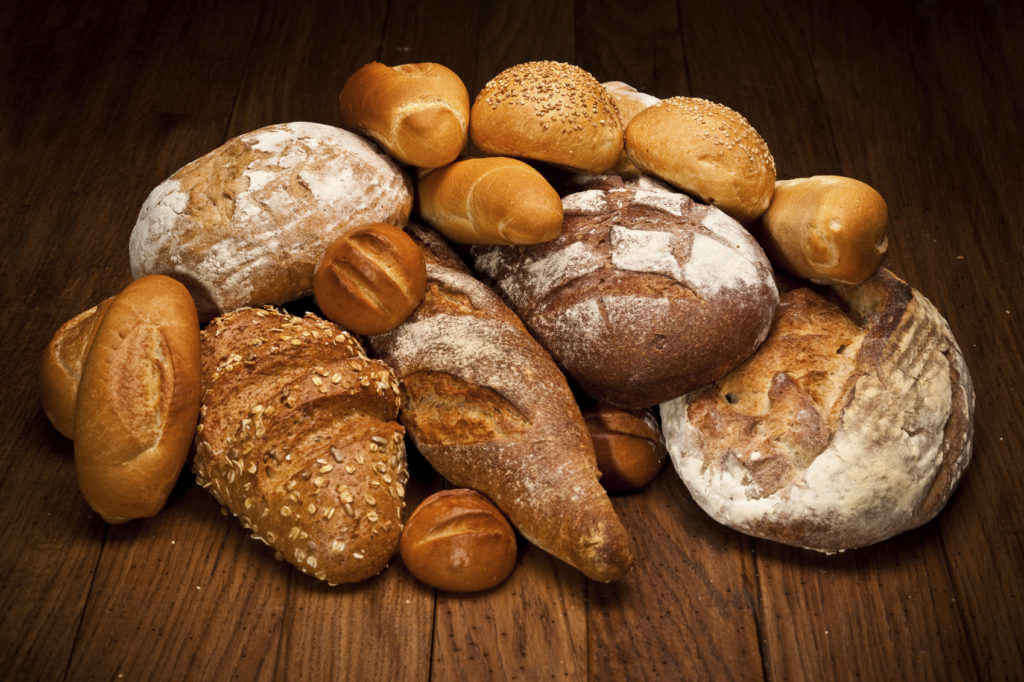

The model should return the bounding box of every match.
[130,122,413,320]
[368,224,633,581]
[758,175,889,284]
[625,97,776,223]
[470,61,623,173]
[193,307,408,585]
[471,175,779,408]
[400,488,517,592]
[39,298,112,439]
[583,405,667,492]
[417,157,563,245]
[313,222,427,335]
[339,62,470,169]
[601,81,659,177]
[74,275,201,523]
[660,268,975,552]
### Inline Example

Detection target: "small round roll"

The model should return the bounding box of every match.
[759,175,889,284]
[625,96,776,224]
[39,298,113,439]
[339,61,470,169]
[601,81,660,177]
[470,61,623,174]
[74,275,202,524]
[417,157,563,245]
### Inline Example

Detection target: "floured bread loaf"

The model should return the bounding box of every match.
[660,269,975,552]
[471,175,778,408]
[130,122,413,320]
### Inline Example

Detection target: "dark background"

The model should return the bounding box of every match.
[2,1,1022,679]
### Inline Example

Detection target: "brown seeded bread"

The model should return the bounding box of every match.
[193,307,407,585]
[470,61,623,174]
[339,61,470,169]
[129,122,413,320]
[74,275,201,524]
[39,297,113,439]
[368,224,634,582]
[660,268,975,552]
[471,175,779,408]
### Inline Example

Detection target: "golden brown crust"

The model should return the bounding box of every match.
[73,275,201,524]
[601,81,660,177]
[399,488,517,592]
[583,405,667,491]
[369,224,633,581]
[39,298,113,439]
[625,97,776,223]
[417,157,563,245]
[339,62,470,168]
[661,269,975,552]
[193,307,407,585]
[758,175,889,284]
[313,223,427,335]
[470,61,623,173]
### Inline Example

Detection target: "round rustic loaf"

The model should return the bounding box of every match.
[129,122,413,320]
[471,175,779,408]
[660,268,975,553]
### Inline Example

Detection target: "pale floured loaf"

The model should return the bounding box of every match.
[470,175,779,408]
[660,268,975,552]
[129,122,413,320]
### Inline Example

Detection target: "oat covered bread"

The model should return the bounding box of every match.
[193,307,408,584]
[471,175,779,408]
[368,224,633,582]
[660,268,975,552]
[129,122,413,320]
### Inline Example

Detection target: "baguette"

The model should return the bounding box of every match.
[417,157,563,245]
[758,175,889,284]
[74,275,201,523]
[368,225,633,581]
[339,62,470,169]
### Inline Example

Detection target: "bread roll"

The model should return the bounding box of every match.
[470,61,623,173]
[400,488,517,592]
[313,223,427,335]
[417,157,563,245]
[583,406,667,492]
[39,298,113,439]
[660,269,974,552]
[601,81,660,177]
[193,307,407,585]
[74,275,201,524]
[368,224,633,582]
[130,122,413,320]
[471,175,779,408]
[339,61,470,169]
[759,175,888,284]
[625,96,776,223]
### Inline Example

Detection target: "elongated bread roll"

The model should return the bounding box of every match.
[74,275,201,523]
[368,225,633,581]
[601,81,660,177]
[339,62,470,169]
[759,175,889,284]
[417,157,563,245]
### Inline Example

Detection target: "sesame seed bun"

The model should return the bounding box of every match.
[470,61,623,174]
[625,96,776,223]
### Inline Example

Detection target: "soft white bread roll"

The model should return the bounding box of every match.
[661,269,974,552]
[74,275,202,524]
[39,298,112,439]
[130,122,412,320]
[417,157,563,245]
[601,81,660,177]
[759,175,889,284]
[471,61,623,174]
[625,96,776,224]
[339,62,470,169]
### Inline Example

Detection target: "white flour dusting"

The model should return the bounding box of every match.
[609,225,682,280]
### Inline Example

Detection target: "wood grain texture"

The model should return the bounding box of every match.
[2,0,1022,680]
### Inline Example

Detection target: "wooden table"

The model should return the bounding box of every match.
[3,1,1022,679]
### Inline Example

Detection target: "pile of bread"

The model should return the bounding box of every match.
[40,60,975,590]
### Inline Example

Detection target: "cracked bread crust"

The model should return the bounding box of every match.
[660,268,975,552]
